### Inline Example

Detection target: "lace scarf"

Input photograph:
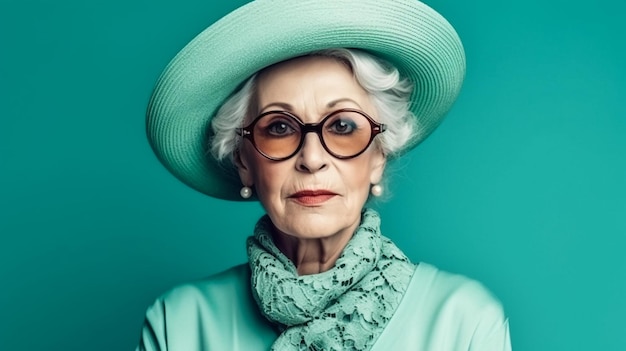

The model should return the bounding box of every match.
[247,208,415,351]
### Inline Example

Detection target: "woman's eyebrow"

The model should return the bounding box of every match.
[260,98,362,113]
[327,98,362,108]
[259,102,293,112]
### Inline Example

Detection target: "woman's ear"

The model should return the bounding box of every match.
[369,151,386,185]
[234,149,254,187]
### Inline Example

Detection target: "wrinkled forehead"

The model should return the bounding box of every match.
[253,55,367,117]
[258,54,352,79]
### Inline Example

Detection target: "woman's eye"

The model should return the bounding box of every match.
[266,121,296,136]
[328,118,357,134]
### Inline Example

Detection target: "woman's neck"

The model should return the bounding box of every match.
[271,222,358,275]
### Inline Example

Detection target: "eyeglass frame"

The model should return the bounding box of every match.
[236,108,387,161]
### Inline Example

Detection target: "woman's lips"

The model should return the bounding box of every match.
[289,190,337,205]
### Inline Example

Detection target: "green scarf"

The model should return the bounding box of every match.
[247,208,415,351]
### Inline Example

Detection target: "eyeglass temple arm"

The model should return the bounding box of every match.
[235,128,251,136]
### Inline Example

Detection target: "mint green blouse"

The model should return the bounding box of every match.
[136,262,511,350]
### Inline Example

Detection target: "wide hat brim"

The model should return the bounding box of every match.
[147,0,465,201]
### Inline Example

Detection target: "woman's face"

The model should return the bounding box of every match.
[237,56,385,240]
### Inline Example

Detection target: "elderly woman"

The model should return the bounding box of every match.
[138,0,512,350]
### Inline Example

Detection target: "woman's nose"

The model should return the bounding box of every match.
[295,132,329,173]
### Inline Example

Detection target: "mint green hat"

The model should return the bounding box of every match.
[147,0,465,200]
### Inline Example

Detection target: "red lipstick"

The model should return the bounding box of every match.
[289,190,337,205]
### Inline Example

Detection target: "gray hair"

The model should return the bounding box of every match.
[210,48,418,162]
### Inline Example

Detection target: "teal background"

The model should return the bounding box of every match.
[1,0,624,350]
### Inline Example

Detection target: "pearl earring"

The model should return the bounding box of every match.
[370,184,383,197]
[240,186,252,199]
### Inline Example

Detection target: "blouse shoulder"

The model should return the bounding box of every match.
[419,262,505,314]
[137,264,277,351]
[157,263,250,307]
[414,262,512,350]
[374,262,511,351]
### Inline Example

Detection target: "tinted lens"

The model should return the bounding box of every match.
[253,112,301,159]
[323,111,373,157]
